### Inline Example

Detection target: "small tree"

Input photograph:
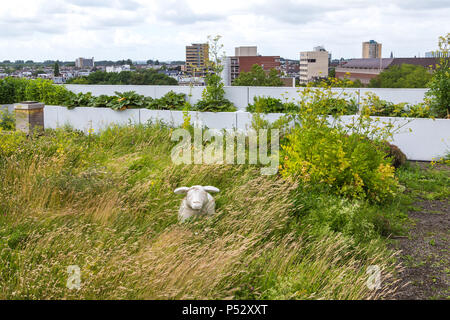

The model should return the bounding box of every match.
[54,62,60,77]
[194,35,235,112]
[426,33,450,118]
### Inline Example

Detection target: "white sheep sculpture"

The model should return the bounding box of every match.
[174,185,220,222]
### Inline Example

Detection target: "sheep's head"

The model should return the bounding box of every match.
[174,185,220,210]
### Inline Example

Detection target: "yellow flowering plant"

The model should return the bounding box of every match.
[280,85,400,202]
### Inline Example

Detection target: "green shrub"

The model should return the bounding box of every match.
[280,87,400,203]
[0,77,28,104]
[426,33,449,118]
[0,77,72,106]
[149,91,186,110]
[0,109,15,131]
[66,92,93,109]
[88,95,114,108]
[108,91,145,111]
[361,92,434,118]
[246,96,298,113]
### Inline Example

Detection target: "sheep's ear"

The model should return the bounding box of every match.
[174,187,189,194]
[203,186,220,193]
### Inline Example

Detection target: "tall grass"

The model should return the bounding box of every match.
[0,124,403,299]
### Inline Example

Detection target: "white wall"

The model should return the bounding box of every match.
[43,106,450,161]
[64,85,429,111]
[0,104,14,113]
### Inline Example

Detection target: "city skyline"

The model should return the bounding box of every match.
[1,0,449,62]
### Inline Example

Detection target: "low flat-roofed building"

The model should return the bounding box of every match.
[335,57,439,85]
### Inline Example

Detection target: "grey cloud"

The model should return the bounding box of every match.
[66,0,142,10]
[155,0,226,25]
[0,17,67,38]
[247,1,357,25]
[86,14,146,29]
[389,0,450,10]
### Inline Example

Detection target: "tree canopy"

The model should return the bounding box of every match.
[368,64,432,88]
[232,64,284,87]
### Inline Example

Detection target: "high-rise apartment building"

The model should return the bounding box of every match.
[185,43,209,77]
[299,47,329,84]
[362,40,382,59]
[75,57,94,69]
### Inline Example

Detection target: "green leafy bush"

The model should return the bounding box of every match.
[426,33,449,118]
[246,96,298,113]
[0,77,73,106]
[280,87,400,203]
[0,109,15,131]
[361,92,433,118]
[0,77,28,103]
[66,92,94,109]
[88,94,114,108]
[148,91,186,110]
[108,91,145,111]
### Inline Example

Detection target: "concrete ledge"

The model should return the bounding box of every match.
[42,106,450,161]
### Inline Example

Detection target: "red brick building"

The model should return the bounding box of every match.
[227,56,281,84]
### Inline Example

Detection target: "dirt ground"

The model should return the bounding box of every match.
[391,162,449,300]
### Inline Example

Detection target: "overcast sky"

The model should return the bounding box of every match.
[1,0,449,62]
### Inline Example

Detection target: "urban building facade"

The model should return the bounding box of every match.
[362,40,382,58]
[299,47,329,84]
[185,43,209,77]
[335,57,439,85]
[75,57,94,69]
[106,65,131,73]
[222,53,281,85]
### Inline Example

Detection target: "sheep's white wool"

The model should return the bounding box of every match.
[174,185,220,222]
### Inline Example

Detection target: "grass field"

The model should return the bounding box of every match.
[0,123,447,299]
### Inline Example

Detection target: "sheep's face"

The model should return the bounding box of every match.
[186,186,208,210]
[174,185,220,211]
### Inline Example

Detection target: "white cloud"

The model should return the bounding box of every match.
[0,0,449,61]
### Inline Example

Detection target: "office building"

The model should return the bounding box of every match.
[362,40,382,59]
[75,57,94,69]
[299,47,329,84]
[185,43,209,77]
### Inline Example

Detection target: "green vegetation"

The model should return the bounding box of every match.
[66,69,178,85]
[1,79,448,298]
[426,33,450,118]
[306,75,363,88]
[0,108,15,131]
[360,92,433,118]
[66,91,187,111]
[368,64,433,88]
[246,88,358,115]
[193,35,236,112]
[233,64,284,87]
[279,86,399,203]
[247,96,298,113]
[54,62,60,77]
[0,77,71,105]
[0,121,414,299]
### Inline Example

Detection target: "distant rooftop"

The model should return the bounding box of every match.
[340,57,440,69]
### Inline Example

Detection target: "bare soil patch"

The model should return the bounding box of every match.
[391,163,449,300]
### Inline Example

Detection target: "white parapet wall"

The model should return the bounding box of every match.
[63,85,429,111]
[0,104,15,113]
[43,106,450,161]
